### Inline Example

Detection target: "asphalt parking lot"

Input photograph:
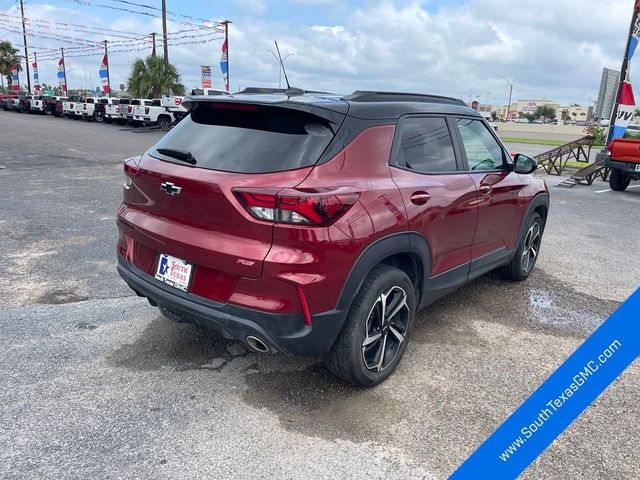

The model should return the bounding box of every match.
[1,112,639,479]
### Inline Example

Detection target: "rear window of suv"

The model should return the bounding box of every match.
[150,103,336,173]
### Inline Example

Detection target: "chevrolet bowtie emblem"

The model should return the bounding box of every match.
[160,182,182,196]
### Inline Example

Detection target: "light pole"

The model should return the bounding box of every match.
[267,49,293,89]
[503,77,513,121]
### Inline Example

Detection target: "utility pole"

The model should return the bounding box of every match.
[267,49,293,89]
[19,0,31,93]
[161,0,168,66]
[503,77,513,121]
[103,40,111,97]
[61,47,68,94]
[151,32,157,58]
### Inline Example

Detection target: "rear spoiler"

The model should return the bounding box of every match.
[181,95,349,122]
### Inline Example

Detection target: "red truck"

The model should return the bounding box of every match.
[604,138,640,191]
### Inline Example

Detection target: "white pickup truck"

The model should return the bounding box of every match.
[113,98,132,124]
[158,90,230,124]
[161,96,188,122]
[79,97,100,120]
[87,97,119,123]
[29,95,46,113]
[129,98,175,130]
[190,88,230,96]
[104,98,122,123]
[62,97,83,118]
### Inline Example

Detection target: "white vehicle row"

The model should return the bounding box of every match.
[1,88,230,130]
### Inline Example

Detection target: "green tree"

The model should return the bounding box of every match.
[534,105,556,122]
[0,41,21,92]
[491,110,498,121]
[127,55,185,98]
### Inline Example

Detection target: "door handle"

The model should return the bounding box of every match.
[479,185,493,195]
[410,191,431,205]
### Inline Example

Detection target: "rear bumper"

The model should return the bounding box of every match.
[117,255,345,356]
[605,158,640,175]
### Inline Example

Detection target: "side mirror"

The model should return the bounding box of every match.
[513,153,538,174]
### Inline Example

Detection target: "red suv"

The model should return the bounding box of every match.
[117,89,549,386]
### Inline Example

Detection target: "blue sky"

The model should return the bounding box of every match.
[0,0,634,106]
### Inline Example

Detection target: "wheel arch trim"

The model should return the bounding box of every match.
[333,231,431,315]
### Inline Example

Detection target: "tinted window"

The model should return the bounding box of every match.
[394,117,457,173]
[456,118,505,170]
[151,104,336,174]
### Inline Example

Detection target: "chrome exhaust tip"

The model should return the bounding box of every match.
[246,335,269,353]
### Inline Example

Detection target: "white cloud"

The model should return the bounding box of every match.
[4,0,635,105]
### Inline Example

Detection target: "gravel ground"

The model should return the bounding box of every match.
[1,112,638,480]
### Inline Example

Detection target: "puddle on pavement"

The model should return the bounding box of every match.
[410,270,618,345]
[242,364,406,443]
[529,290,552,309]
[30,287,90,305]
[107,316,249,371]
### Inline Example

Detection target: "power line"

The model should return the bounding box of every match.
[0,13,147,39]
[59,0,224,31]
[36,35,223,60]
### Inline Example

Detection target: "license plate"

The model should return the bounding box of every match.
[155,254,192,292]
[635,164,640,172]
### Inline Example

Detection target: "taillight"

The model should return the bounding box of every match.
[233,188,360,226]
[83,104,87,110]
[116,106,120,113]
[128,106,132,113]
[145,107,149,114]
[123,157,140,189]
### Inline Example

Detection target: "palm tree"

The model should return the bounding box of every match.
[127,55,185,98]
[0,41,21,93]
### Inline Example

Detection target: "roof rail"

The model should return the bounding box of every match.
[237,87,287,94]
[342,90,466,106]
[237,86,335,95]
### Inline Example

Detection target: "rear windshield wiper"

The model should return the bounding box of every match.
[156,148,197,165]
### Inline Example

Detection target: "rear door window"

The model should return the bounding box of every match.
[150,103,336,173]
[392,117,457,173]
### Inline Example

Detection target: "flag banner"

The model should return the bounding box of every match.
[32,61,40,93]
[611,81,636,140]
[99,54,110,94]
[219,39,228,91]
[627,8,640,60]
[57,58,66,93]
[201,65,212,88]
[451,288,640,479]
[11,65,19,92]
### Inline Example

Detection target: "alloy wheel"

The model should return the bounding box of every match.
[521,222,541,273]
[362,286,410,372]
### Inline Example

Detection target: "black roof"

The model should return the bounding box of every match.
[182,88,480,120]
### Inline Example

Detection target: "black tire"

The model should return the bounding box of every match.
[609,169,630,192]
[501,212,543,281]
[158,116,171,131]
[94,111,105,123]
[325,265,416,387]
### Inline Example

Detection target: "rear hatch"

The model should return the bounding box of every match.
[121,98,347,281]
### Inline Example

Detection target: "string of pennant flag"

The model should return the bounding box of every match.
[11,34,228,95]
[2,1,231,95]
